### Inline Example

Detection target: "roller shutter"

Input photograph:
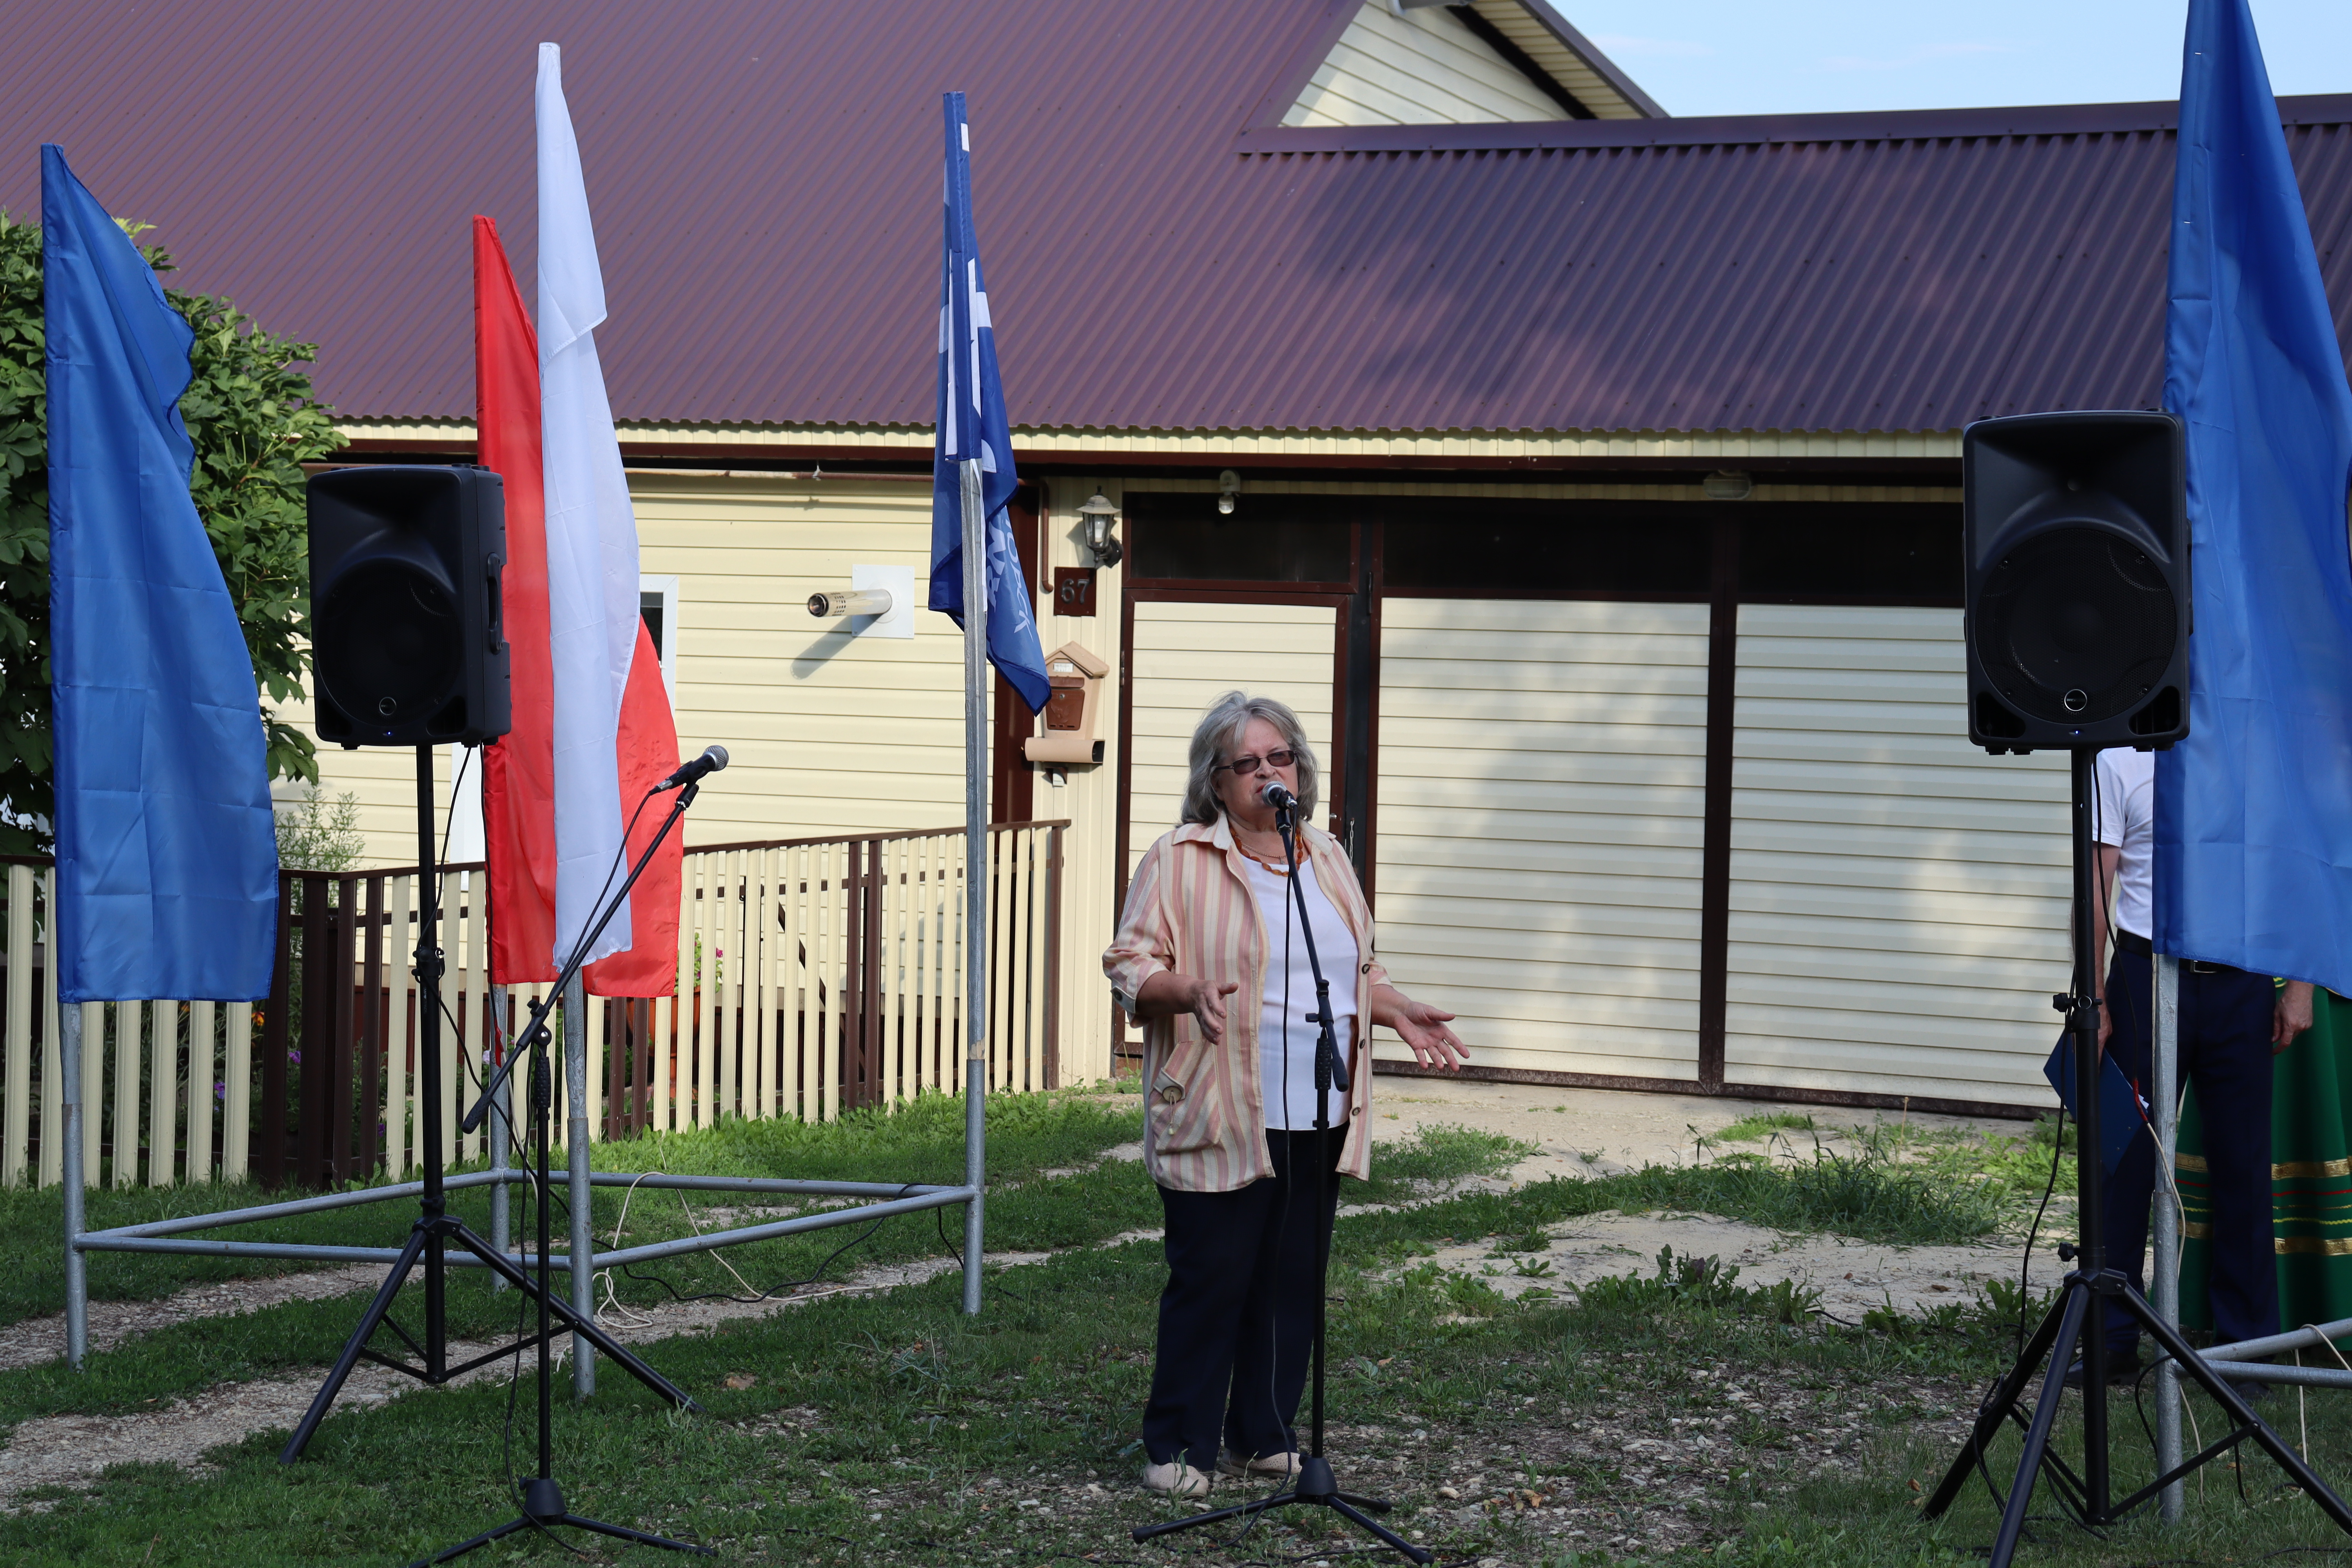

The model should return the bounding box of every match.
[1371,598,1711,1080]
[1726,604,2069,1107]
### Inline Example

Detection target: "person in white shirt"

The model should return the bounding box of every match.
[2081,747,2312,1388]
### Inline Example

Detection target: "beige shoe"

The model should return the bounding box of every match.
[1140,1459,1214,1499]
[1216,1447,1303,1480]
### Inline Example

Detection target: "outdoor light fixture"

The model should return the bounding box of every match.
[1702,470,1753,501]
[808,586,895,618]
[1079,490,1123,566]
[1217,469,1241,515]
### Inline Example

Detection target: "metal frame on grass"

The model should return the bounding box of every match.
[67,1169,979,1335]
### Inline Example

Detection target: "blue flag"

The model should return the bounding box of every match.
[928,93,1049,713]
[44,145,278,1003]
[2152,2,2352,992]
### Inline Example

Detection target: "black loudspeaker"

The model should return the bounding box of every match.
[1963,412,2189,753]
[308,466,510,747]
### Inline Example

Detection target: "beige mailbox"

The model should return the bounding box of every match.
[1022,642,1110,765]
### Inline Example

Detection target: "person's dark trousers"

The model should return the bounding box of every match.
[1142,1128,1341,1472]
[2100,942,2279,1359]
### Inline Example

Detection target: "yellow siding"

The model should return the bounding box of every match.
[1372,598,1712,1080]
[298,475,978,862]
[1285,2,1563,127]
[1725,605,2070,1107]
[1125,601,1340,877]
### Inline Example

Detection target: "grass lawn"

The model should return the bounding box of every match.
[0,1091,2345,1566]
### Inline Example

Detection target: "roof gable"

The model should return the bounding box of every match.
[1280,2,1658,127]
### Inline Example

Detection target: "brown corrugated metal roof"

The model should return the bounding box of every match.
[5,1,2351,437]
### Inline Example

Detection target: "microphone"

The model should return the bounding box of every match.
[1259,780,1298,813]
[656,744,728,792]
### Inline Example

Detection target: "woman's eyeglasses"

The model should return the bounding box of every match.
[1214,748,1296,777]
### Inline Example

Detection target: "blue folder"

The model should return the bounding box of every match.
[2043,1034,2150,1176]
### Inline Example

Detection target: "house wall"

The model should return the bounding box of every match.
[291,470,1132,1087]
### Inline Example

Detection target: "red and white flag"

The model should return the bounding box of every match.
[475,215,559,985]
[476,45,679,995]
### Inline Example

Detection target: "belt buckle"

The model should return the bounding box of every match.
[2186,960,2222,975]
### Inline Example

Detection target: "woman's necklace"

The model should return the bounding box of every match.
[1236,830,1303,876]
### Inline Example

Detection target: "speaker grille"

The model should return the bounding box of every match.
[316,560,461,728]
[1976,526,2176,724]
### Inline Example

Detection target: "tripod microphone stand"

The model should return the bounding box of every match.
[1923,747,2352,1563]
[283,748,701,1465]
[415,771,723,1563]
[1133,791,1431,1566]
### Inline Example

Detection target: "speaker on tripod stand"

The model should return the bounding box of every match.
[283,465,697,1465]
[1923,412,2352,1564]
[1963,411,2189,752]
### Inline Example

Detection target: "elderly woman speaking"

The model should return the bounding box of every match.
[1105,691,1470,1500]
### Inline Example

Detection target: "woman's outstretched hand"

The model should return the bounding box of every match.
[1375,987,1470,1070]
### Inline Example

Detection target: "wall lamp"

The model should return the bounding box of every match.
[1702,470,1753,501]
[1079,490,1123,566]
[1217,469,1241,515]
[807,586,894,618]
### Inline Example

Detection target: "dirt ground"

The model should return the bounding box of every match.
[1365,1078,2066,1319]
[0,1081,2052,1511]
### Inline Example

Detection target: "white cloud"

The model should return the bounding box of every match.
[1589,33,1716,59]
[1816,40,2020,72]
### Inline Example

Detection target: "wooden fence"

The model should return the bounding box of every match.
[0,820,1063,1189]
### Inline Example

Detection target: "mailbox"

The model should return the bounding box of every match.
[1022,641,1109,765]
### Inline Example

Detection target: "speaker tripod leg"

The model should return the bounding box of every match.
[444,1221,700,1412]
[1924,1281,2076,1518]
[2127,1292,2352,1532]
[1985,1283,2091,1568]
[281,1223,432,1463]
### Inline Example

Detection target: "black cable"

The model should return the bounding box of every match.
[615,1184,923,1306]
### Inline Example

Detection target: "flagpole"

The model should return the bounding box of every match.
[564,974,596,1394]
[60,996,87,1370]
[961,458,987,1318]
[2152,953,2183,1522]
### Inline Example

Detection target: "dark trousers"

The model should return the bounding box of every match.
[2100,946,2278,1356]
[1143,1128,1340,1470]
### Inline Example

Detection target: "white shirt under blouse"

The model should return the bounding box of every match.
[1238,844,1361,1132]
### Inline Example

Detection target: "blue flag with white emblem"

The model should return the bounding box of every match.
[2152,0,2352,992]
[929,93,1049,713]
[44,144,279,1002]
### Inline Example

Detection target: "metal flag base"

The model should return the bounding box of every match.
[1925,1264,2352,1563]
[413,1477,713,1565]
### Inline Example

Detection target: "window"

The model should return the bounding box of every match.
[639,575,679,698]
[1126,492,1353,584]
[1384,499,1711,597]
[1738,505,1962,604]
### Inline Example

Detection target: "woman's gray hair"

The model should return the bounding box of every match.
[1180,691,1319,826]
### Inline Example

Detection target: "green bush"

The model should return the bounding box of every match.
[0,212,338,851]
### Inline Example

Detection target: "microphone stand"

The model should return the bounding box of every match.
[414,778,717,1564]
[1133,792,1431,1565]
[285,773,704,1468]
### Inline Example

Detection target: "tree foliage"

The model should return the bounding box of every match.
[0,212,338,853]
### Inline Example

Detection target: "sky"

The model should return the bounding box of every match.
[1566,0,2352,117]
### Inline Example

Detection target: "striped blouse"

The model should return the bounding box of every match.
[1104,814,1387,1192]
